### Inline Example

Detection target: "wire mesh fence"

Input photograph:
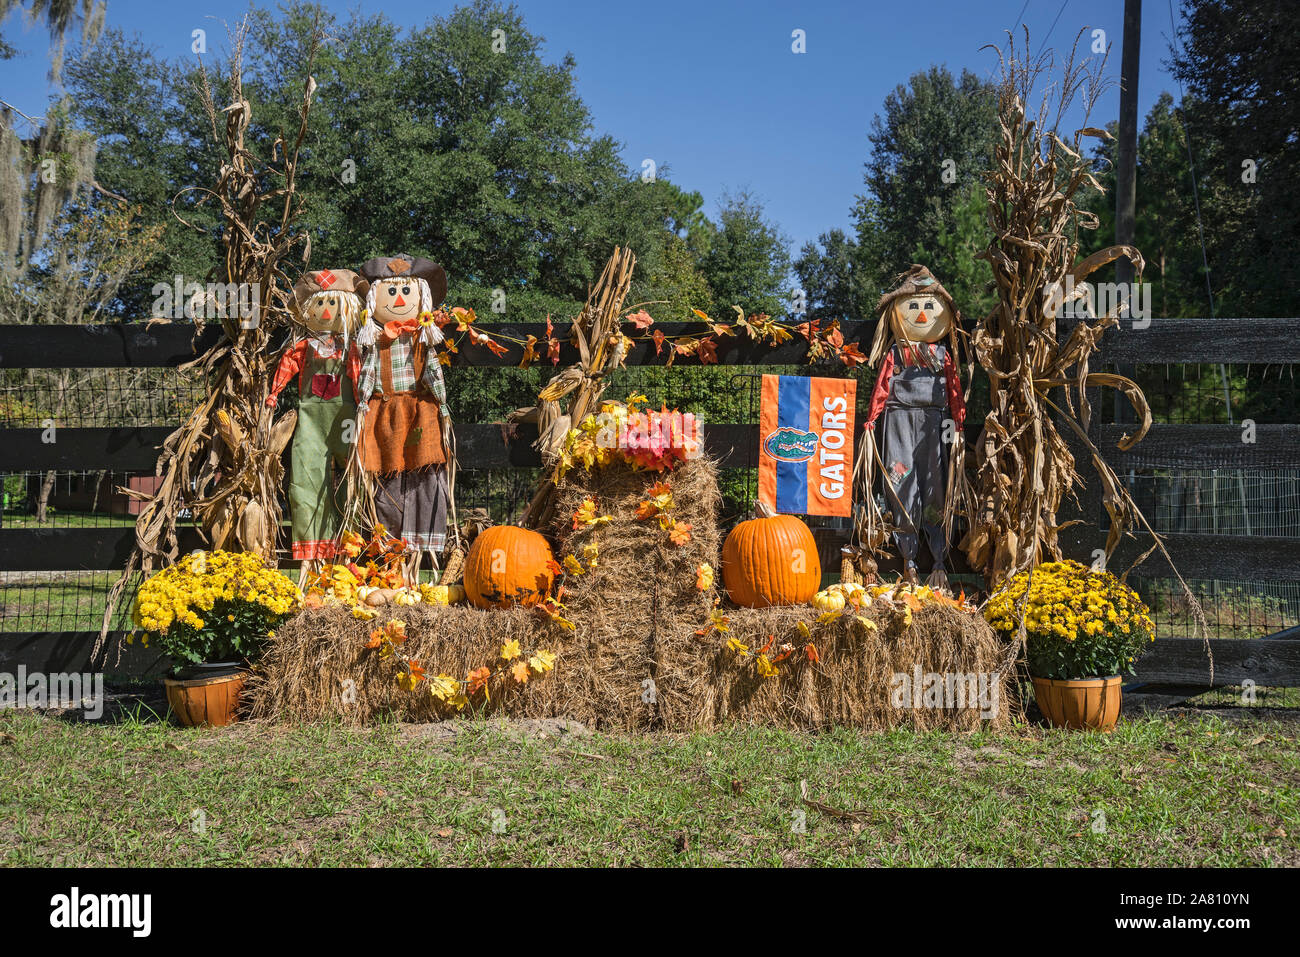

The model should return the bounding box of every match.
[1,355,1297,649]
[454,467,542,527]
[1100,362,1298,426]
[0,466,544,634]
[0,367,208,428]
[1124,468,1300,537]
[1095,361,1300,643]
[1132,577,1300,640]
[2,470,166,528]
[0,570,137,634]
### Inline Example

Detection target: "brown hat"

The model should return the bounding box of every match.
[293,268,369,309]
[358,254,447,307]
[875,264,955,316]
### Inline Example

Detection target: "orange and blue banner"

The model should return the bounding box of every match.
[758,374,856,517]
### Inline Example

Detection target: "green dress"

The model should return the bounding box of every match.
[287,342,356,560]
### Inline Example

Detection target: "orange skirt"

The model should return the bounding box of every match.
[360,392,445,473]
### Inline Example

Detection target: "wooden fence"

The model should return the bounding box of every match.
[2,318,1298,687]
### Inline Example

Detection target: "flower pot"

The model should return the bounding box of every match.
[163,668,250,727]
[1032,675,1122,731]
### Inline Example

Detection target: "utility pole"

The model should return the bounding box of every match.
[1116,0,1141,295]
[1115,0,1141,429]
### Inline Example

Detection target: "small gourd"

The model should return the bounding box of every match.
[811,588,846,613]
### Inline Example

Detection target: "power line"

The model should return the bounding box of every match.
[1039,0,1071,55]
[986,0,1034,78]
[1010,0,1031,34]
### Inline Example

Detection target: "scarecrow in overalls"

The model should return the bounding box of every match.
[355,254,454,582]
[266,268,369,576]
[856,265,967,588]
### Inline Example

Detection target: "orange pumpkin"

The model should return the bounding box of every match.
[464,525,556,609]
[721,504,821,607]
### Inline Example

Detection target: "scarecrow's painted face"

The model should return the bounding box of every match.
[302,291,358,336]
[372,278,421,323]
[890,293,952,344]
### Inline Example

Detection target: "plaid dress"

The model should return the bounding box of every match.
[357,331,451,551]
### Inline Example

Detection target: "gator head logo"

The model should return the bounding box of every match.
[763,426,819,463]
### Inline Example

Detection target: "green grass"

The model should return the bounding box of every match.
[1,710,1295,866]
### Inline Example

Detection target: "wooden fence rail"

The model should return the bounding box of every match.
[2,318,1297,686]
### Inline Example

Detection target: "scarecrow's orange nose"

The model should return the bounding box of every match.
[321,308,332,320]
[916,312,929,323]
[394,295,407,308]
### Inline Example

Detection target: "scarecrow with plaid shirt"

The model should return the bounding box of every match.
[355,254,454,579]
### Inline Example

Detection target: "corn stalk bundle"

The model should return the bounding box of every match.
[96,19,323,662]
[967,29,1206,670]
[962,31,1148,584]
[965,31,1207,674]
[519,246,636,529]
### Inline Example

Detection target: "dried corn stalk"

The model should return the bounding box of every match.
[967,30,1208,675]
[519,247,636,529]
[963,30,1174,587]
[96,17,323,661]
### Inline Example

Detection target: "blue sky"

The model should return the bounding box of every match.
[1,0,1184,253]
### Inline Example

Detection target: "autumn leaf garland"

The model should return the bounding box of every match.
[719,621,816,681]
[363,616,559,710]
[634,480,692,547]
[420,302,871,371]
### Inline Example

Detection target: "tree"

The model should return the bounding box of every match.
[793,227,873,322]
[645,232,712,323]
[0,0,106,75]
[697,191,791,319]
[64,1,693,319]
[910,180,995,323]
[60,28,219,319]
[1169,0,1300,317]
[798,66,998,320]
[1081,95,1205,320]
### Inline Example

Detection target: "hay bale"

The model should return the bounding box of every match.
[247,603,591,725]
[692,603,1017,731]
[550,455,722,730]
[247,455,1018,732]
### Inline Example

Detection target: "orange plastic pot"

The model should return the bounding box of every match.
[1032,675,1122,732]
[163,669,249,727]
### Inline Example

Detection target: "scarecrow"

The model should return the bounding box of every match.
[856,265,967,588]
[266,268,370,573]
[355,254,454,581]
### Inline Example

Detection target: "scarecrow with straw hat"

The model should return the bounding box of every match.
[855,264,969,588]
[354,253,456,581]
[266,267,370,575]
